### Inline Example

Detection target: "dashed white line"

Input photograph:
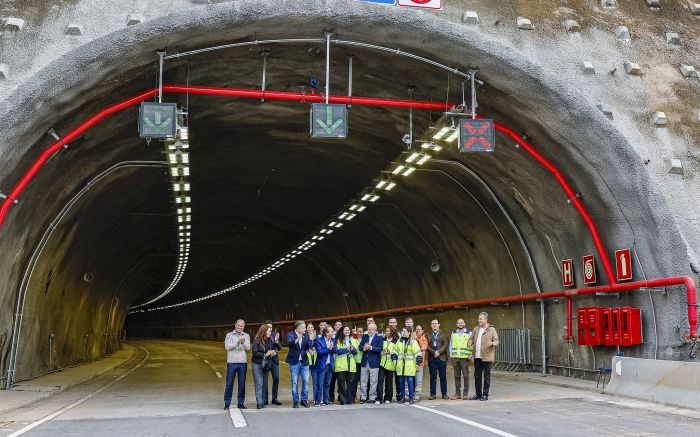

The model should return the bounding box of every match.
[215,371,223,379]
[8,347,150,437]
[204,359,210,364]
[412,404,518,437]
[228,407,247,428]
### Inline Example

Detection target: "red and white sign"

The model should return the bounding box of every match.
[562,259,574,287]
[615,249,633,281]
[583,255,597,285]
[397,0,443,9]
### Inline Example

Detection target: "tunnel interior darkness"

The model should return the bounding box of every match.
[0,2,695,384]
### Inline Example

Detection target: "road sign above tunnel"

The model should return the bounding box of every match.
[459,118,495,153]
[310,103,348,138]
[397,0,443,9]
[139,102,177,139]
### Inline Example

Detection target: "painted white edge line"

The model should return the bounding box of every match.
[229,407,247,428]
[204,360,210,364]
[8,347,150,437]
[215,371,223,379]
[412,404,519,437]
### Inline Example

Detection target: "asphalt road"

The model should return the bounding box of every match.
[0,339,697,436]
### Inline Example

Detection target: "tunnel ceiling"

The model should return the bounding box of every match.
[0,1,691,334]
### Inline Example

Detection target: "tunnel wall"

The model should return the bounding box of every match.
[1,0,699,385]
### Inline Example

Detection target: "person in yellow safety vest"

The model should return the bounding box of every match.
[393,326,422,405]
[351,326,364,402]
[449,318,474,400]
[377,327,398,403]
[333,326,359,405]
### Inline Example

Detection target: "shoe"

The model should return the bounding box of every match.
[413,398,420,403]
[224,405,229,410]
[409,398,415,405]
[463,393,469,399]
[442,395,449,400]
[398,398,405,404]
[323,401,330,406]
[480,395,489,401]
[360,399,366,404]
[339,401,346,405]
[237,405,246,409]
[301,400,310,408]
[469,395,482,400]
[272,399,282,406]
[384,400,390,404]
[314,402,320,407]
[264,401,269,406]
[256,404,262,409]
[293,402,299,408]
[374,400,380,405]
[450,394,461,400]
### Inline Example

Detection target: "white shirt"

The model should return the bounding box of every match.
[297,333,303,361]
[475,326,486,359]
[326,338,332,365]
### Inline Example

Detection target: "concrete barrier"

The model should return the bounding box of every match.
[605,356,700,409]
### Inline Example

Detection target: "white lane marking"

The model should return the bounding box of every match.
[204,360,210,364]
[215,371,223,379]
[194,354,200,358]
[412,404,519,437]
[228,407,247,428]
[8,347,150,437]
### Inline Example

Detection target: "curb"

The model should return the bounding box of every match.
[492,371,607,395]
[0,345,136,415]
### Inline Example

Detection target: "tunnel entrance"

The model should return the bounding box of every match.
[1,1,696,389]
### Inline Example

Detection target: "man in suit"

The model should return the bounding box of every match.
[426,319,449,400]
[263,320,283,406]
[312,326,336,406]
[286,320,313,408]
[358,322,383,404]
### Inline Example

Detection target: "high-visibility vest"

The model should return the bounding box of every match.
[334,338,359,373]
[306,348,317,367]
[394,338,420,377]
[450,330,473,359]
[354,337,363,364]
[380,339,397,371]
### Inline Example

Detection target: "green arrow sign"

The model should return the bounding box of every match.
[311,103,348,138]
[139,102,177,138]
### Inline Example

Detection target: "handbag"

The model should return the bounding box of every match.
[261,357,272,371]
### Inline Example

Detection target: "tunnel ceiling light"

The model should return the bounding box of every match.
[444,130,459,143]
[132,111,452,314]
[392,164,406,174]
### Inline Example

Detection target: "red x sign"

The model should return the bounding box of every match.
[459,119,495,153]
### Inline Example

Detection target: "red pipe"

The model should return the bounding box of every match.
[489,121,616,286]
[273,276,697,339]
[566,296,574,341]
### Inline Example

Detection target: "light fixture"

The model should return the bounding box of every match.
[445,130,459,143]
[369,195,379,202]
[346,213,356,220]
[375,180,387,189]
[385,182,396,191]
[392,164,405,174]
[416,154,431,165]
[402,167,415,176]
[405,152,420,163]
[357,205,367,212]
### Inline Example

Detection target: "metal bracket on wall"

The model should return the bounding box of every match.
[0,192,18,204]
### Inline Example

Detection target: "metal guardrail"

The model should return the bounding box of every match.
[495,328,532,365]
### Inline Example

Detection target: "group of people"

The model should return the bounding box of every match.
[223,312,499,410]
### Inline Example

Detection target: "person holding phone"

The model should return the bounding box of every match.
[252,325,277,409]
[263,320,283,406]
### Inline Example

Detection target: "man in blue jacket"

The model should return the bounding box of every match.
[358,322,384,404]
[286,320,313,408]
[312,326,336,406]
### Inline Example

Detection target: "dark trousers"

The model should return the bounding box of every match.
[428,359,447,396]
[224,362,247,407]
[336,371,354,404]
[329,370,337,401]
[352,362,362,400]
[377,367,395,402]
[397,375,415,400]
[263,363,279,403]
[474,359,491,396]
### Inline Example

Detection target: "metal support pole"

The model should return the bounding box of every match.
[157,51,166,103]
[540,300,547,374]
[260,50,270,102]
[324,30,332,104]
[470,70,478,119]
[347,54,354,107]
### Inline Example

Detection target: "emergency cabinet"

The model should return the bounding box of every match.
[577,306,642,347]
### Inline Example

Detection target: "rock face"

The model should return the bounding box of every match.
[0,0,698,385]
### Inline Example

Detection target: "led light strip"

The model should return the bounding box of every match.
[130,116,460,313]
[130,124,192,309]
